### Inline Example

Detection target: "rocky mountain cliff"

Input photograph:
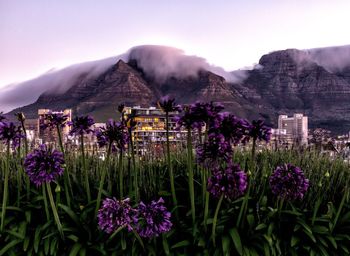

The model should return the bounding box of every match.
[7,47,350,134]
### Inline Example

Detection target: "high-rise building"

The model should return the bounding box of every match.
[278,114,308,145]
[124,106,186,155]
[38,109,72,144]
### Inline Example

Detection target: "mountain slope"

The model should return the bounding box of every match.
[6,45,350,134]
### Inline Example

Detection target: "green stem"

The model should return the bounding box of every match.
[166,112,178,214]
[46,182,64,239]
[95,142,112,216]
[119,150,124,198]
[42,186,50,221]
[81,135,91,203]
[20,118,30,201]
[57,125,71,208]
[130,129,138,201]
[187,128,196,224]
[0,144,10,232]
[252,138,257,160]
[212,194,224,245]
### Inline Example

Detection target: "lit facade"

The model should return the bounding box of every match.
[125,106,186,154]
[278,114,308,145]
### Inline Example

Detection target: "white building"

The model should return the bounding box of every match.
[278,114,308,145]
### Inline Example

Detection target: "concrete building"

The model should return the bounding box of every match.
[278,114,308,145]
[38,109,72,144]
[125,106,186,155]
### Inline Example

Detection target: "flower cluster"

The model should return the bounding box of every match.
[69,115,95,136]
[24,144,65,186]
[175,102,224,131]
[96,119,129,151]
[41,112,69,130]
[98,197,172,238]
[98,198,137,233]
[136,197,172,238]
[207,164,248,199]
[217,113,251,145]
[0,122,23,148]
[249,119,271,143]
[196,133,232,167]
[269,164,309,201]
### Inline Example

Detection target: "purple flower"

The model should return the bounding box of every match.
[249,120,271,143]
[24,144,65,186]
[69,115,95,136]
[98,198,137,234]
[0,122,23,148]
[157,95,179,113]
[269,164,309,201]
[217,113,251,145]
[207,164,248,199]
[196,133,232,167]
[136,197,172,238]
[175,102,223,131]
[41,112,69,130]
[96,119,129,151]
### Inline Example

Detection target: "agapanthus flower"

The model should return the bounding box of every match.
[249,119,271,143]
[207,164,248,199]
[24,144,65,186]
[69,115,95,136]
[136,197,172,238]
[175,102,224,131]
[269,164,309,201]
[217,113,251,145]
[0,122,23,148]
[96,119,129,151]
[196,133,232,167]
[157,95,179,113]
[98,197,137,234]
[41,112,69,130]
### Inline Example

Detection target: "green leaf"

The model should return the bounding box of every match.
[326,236,337,249]
[229,228,243,256]
[247,214,255,228]
[0,240,21,256]
[255,223,267,231]
[34,226,41,253]
[67,234,79,243]
[162,234,170,255]
[79,247,87,256]
[69,243,82,256]
[291,236,299,247]
[58,204,81,227]
[312,225,329,234]
[171,240,190,249]
[23,237,30,252]
[221,235,230,256]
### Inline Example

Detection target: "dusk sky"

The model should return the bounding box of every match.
[1,0,350,88]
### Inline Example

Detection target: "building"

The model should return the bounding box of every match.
[38,109,72,144]
[124,106,186,155]
[278,114,308,145]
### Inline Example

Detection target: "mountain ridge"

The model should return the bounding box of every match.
[4,45,350,134]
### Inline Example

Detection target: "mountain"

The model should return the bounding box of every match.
[233,48,350,133]
[4,45,350,134]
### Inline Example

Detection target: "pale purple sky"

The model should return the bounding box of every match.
[1,0,350,88]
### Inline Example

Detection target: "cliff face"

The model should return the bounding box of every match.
[9,48,350,134]
[232,49,350,133]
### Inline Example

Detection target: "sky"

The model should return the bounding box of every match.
[1,0,350,89]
